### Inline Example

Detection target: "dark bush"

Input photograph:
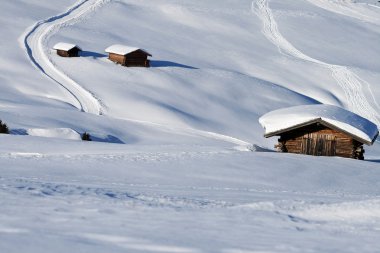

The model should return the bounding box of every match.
[81,132,92,141]
[0,120,9,134]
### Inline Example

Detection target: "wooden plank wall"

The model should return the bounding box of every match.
[125,51,149,67]
[109,51,150,67]
[278,124,362,158]
[300,133,337,156]
[109,53,126,65]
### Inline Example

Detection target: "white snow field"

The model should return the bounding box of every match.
[1,0,380,252]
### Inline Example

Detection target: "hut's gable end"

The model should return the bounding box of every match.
[57,49,70,57]
[126,50,150,57]
[278,123,363,158]
[125,50,150,67]
[69,47,80,57]
[53,43,81,57]
[56,47,80,57]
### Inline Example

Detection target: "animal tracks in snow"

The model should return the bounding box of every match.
[252,0,380,126]
[3,177,380,226]
[1,179,233,210]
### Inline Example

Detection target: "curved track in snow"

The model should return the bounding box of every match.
[19,0,255,149]
[306,0,380,25]
[19,0,254,149]
[252,0,380,126]
[21,0,110,115]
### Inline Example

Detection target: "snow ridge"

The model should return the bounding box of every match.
[20,0,111,115]
[252,0,380,126]
[111,116,253,150]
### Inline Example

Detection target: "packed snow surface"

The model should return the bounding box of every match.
[1,0,380,252]
[26,128,81,140]
[259,104,379,144]
[53,42,81,51]
[105,44,152,56]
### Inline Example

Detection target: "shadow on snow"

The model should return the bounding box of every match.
[150,60,197,69]
[79,51,107,58]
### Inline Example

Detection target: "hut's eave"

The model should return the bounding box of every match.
[105,44,152,56]
[259,104,379,146]
[53,42,81,51]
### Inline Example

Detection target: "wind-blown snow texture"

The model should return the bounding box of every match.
[1,0,380,252]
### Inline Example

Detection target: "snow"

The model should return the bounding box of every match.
[1,135,380,253]
[0,0,380,252]
[253,0,380,126]
[26,127,81,140]
[53,42,81,51]
[259,104,379,144]
[105,44,152,56]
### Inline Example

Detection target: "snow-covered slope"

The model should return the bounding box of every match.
[1,136,380,253]
[1,0,380,252]
[2,0,380,145]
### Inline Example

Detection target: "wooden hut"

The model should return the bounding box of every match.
[259,105,379,160]
[105,44,152,67]
[53,43,82,57]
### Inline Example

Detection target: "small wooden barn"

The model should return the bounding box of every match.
[105,44,152,67]
[259,105,379,160]
[53,42,82,57]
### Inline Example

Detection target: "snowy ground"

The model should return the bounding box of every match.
[1,136,380,252]
[1,0,380,252]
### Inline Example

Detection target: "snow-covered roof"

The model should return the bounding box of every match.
[53,42,81,51]
[105,44,152,56]
[259,104,379,145]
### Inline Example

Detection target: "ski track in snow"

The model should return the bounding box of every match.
[19,0,255,148]
[252,0,380,126]
[20,0,110,115]
[16,0,378,150]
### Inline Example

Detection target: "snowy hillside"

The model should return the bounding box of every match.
[1,0,380,252]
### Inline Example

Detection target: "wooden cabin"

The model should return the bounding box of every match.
[259,105,379,160]
[53,42,82,57]
[105,44,152,67]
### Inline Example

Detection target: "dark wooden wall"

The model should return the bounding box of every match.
[56,48,80,57]
[276,124,364,159]
[125,50,150,67]
[108,51,150,67]
[57,50,70,57]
